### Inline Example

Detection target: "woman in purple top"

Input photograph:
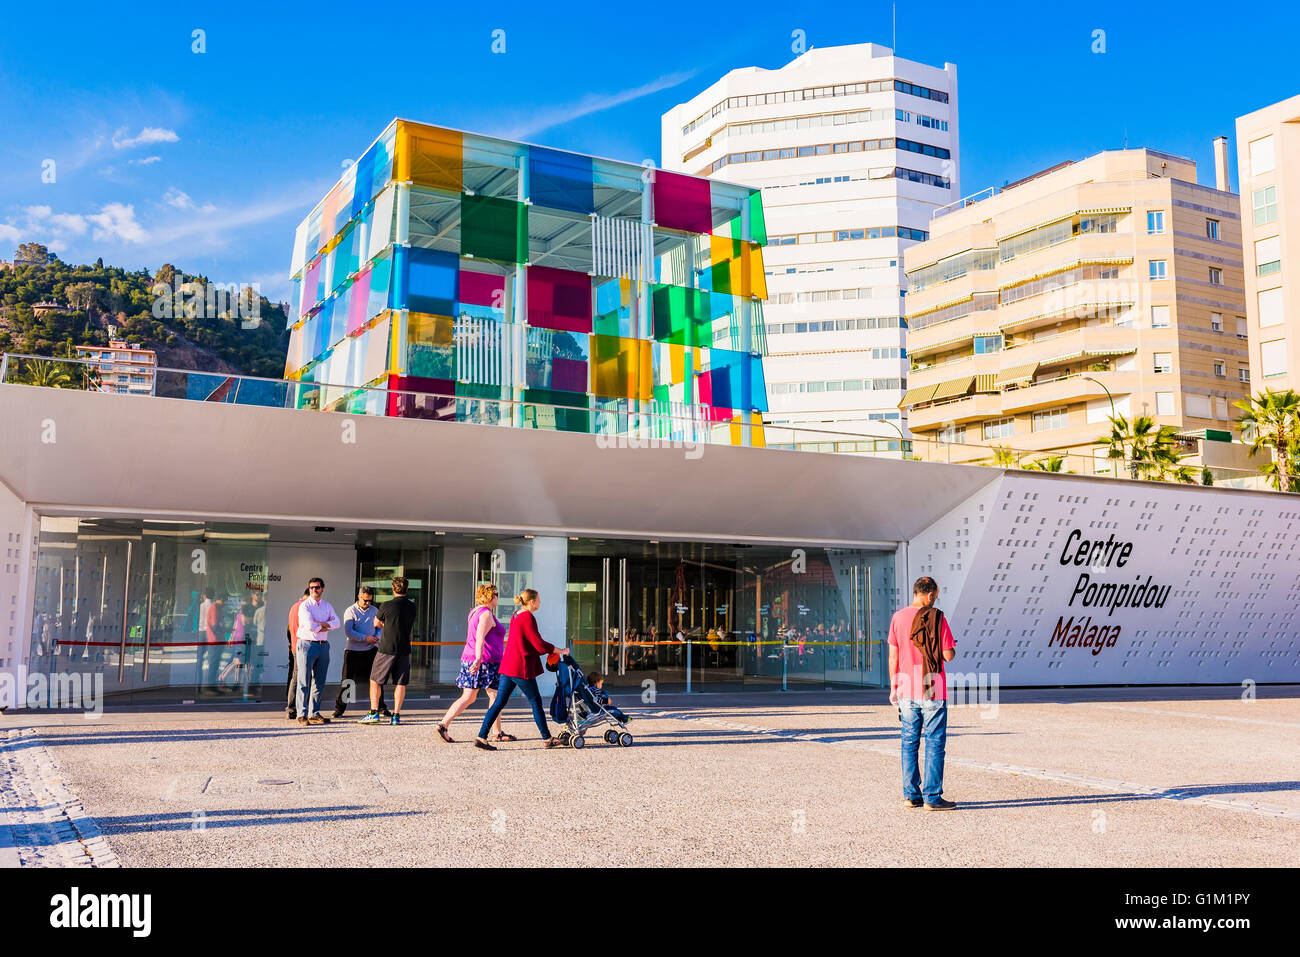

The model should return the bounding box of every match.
[436,583,514,743]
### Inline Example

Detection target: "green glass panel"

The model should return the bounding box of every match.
[461,194,528,263]
[652,284,712,347]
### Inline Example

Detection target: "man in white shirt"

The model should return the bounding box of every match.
[296,577,339,725]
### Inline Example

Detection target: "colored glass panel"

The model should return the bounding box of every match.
[460,270,507,322]
[461,194,528,263]
[523,388,590,433]
[653,170,713,234]
[396,123,462,192]
[528,265,592,333]
[407,313,455,380]
[529,147,595,214]
[652,285,711,347]
[591,335,652,401]
[594,277,637,338]
[368,254,393,319]
[526,327,589,392]
[748,190,767,246]
[406,247,458,315]
[386,374,457,420]
[346,267,373,336]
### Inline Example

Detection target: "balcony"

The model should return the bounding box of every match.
[907,391,1004,429]
[999,370,1134,414]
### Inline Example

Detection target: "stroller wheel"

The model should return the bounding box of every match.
[603,729,619,744]
[618,732,633,747]
[571,735,586,750]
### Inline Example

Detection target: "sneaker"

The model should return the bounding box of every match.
[287,713,297,720]
[389,713,401,726]
[924,798,957,811]
[297,717,309,727]
[307,715,329,725]
[331,711,344,719]
[380,709,393,718]
[357,711,381,725]
[904,797,923,808]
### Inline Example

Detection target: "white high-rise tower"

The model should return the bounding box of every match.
[662,43,959,449]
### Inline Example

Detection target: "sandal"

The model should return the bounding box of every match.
[493,732,518,742]
[436,724,454,743]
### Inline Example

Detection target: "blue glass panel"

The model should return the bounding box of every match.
[406,247,458,315]
[529,146,595,214]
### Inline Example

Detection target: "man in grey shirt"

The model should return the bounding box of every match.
[333,586,388,718]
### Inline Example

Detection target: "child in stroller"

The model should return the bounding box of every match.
[585,671,630,725]
[547,654,634,748]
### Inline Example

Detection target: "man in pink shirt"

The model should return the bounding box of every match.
[887,576,957,810]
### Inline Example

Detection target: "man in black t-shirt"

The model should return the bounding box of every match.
[360,577,417,726]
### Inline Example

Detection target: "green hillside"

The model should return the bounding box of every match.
[0,242,290,378]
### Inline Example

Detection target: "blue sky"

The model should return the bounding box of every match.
[2,0,1297,303]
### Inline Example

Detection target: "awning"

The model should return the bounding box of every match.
[909,328,975,356]
[931,376,975,400]
[974,373,999,393]
[1077,206,1133,216]
[998,300,1134,331]
[998,256,1134,291]
[899,383,938,406]
[996,361,1039,385]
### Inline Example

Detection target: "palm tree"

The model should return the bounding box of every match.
[22,359,73,389]
[989,445,1017,468]
[1099,414,1185,481]
[1235,390,1300,492]
[1024,455,1069,472]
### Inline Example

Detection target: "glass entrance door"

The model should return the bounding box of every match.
[358,540,436,688]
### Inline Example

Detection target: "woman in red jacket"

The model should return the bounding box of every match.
[475,589,569,751]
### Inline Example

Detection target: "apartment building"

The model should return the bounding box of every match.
[662,43,959,446]
[900,149,1253,473]
[74,338,157,395]
[1236,94,1299,392]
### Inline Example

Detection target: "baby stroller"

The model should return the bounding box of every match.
[547,654,634,749]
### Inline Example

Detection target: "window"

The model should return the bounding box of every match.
[983,417,1014,440]
[1208,267,1223,285]
[1214,360,1226,377]
[1261,338,1287,379]
[1211,312,1223,332]
[1206,218,1220,240]
[973,334,1004,354]
[1032,407,1069,432]
[938,425,966,444]
[1256,236,1281,276]
[1153,352,1173,373]
[1155,392,1174,416]
[1259,287,1285,328]
[1150,305,1171,328]
[1149,260,1168,279]
[1236,316,1249,339]
[1147,210,1165,234]
[1253,186,1278,226]
[1239,365,1250,383]
[1250,135,1275,176]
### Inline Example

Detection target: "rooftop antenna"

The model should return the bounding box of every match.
[893,4,897,51]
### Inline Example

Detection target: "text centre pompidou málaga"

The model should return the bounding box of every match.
[285,119,771,443]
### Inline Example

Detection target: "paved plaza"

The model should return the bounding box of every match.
[2,685,1298,868]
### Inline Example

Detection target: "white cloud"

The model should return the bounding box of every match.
[112,126,179,150]
[24,205,51,220]
[0,223,20,245]
[497,70,698,140]
[49,213,88,235]
[86,203,147,243]
[46,240,68,254]
[130,155,162,166]
[163,188,215,214]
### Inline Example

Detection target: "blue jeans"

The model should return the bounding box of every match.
[296,639,330,718]
[479,674,550,740]
[900,697,948,804]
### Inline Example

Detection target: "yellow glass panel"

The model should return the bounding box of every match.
[396,121,462,192]
[408,312,454,348]
[746,245,767,300]
[592,335,653,401]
